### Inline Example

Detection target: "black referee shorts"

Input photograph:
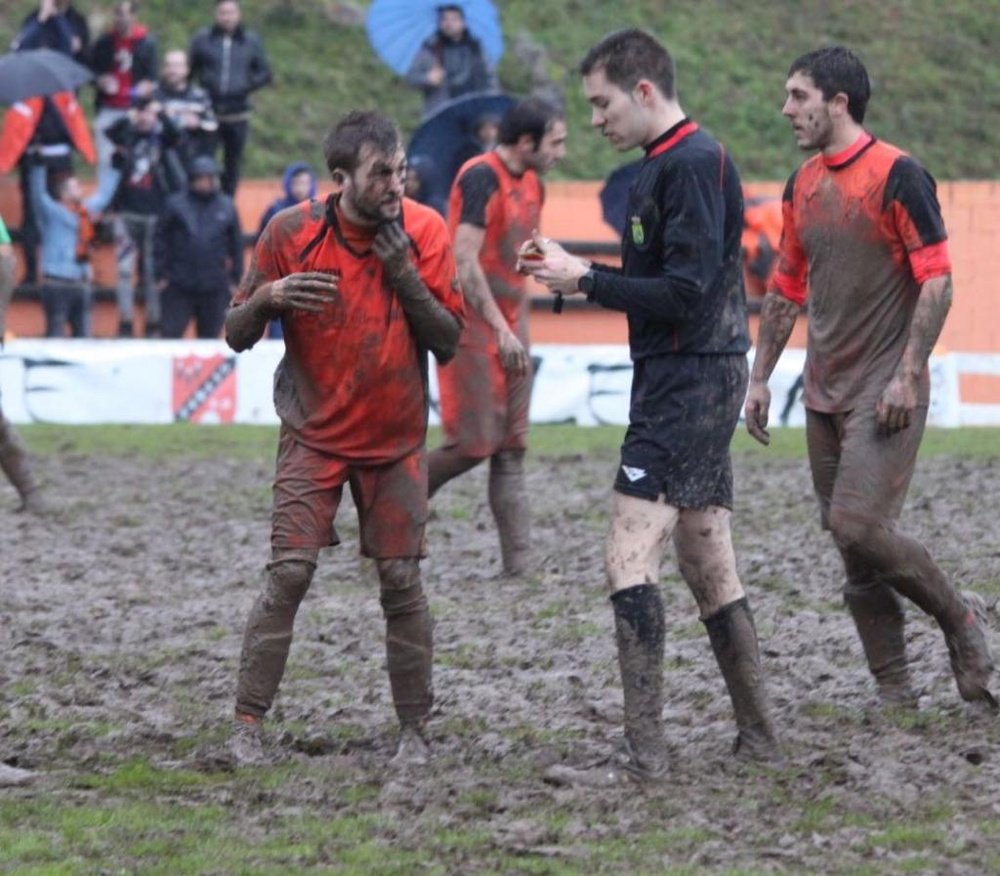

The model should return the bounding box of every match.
[613,353,748,510]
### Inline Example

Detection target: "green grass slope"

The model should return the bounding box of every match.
[1,0,995,180]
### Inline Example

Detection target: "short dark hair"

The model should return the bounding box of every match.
[323,110,401,176]
[579,28,676,100]
[497,97,563,149]
[788,46,871,124]
[437,4,464,17]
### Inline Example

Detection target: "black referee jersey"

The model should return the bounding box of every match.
[586,118,751,360]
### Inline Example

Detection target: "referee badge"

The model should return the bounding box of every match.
[630,215,645,246]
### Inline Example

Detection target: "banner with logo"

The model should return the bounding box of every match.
[0,339,992,427]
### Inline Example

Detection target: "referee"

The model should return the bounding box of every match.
[523,28,782,782]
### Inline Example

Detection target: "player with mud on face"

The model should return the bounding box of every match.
[521,28,783,785]
[746,46,996,713]
[223,110,464,769]
[428,97,567,579]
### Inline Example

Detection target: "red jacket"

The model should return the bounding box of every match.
[0,92,96,173]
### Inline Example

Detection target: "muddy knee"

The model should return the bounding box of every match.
[262,557,316,610]
[377,558,425,615]
[490,448,525,476]
[828,507,885,559]
[673,509,744,616]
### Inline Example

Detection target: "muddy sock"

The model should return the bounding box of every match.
[843,582,915,704]
[488,450,530,576]
[611,584,666,774]
[703,597,782,761]
[380,566,434,728]
[427,445,482,497]
[235,559,315,718]
[0,417,38,503]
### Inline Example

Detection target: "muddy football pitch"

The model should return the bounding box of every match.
[2,424,999,874]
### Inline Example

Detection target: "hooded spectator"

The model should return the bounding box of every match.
[154,155,243,338]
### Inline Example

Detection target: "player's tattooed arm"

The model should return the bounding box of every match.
[226,265,339,352]
[745,291,800,445]
[877,273,953,434]
[375,222,461,363]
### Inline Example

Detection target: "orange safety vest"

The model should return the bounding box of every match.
[0,92,96,173]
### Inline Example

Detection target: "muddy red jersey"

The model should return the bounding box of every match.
[233,197,463,464]
[447,150,543,330]
[771,134,951,412]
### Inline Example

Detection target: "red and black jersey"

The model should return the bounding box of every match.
[232,196,463,464]
[771,133,951,412]
[447,151,543,331]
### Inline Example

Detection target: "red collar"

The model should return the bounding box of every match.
[645,120,699,159]
[823,131,875,169]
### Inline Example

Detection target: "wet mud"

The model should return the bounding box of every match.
[1,447,999,872]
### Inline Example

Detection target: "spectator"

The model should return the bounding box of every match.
[11,0,89,60]
[9,0,92,286]
[154,156,242,339]
[406,5,495,117]
[404,154,446,216]
[91,1,157,191]
[741,193,783,298]
[154,49,219,170]
[0,212,50,522]
[257,162,317,234]
[106,97,187,337]
[28,162,118,338]
[257,162,318,338]
[189,0,273,195]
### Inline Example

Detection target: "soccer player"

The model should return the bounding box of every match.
[745,46,996,711]
[224,111,464,767]
[0,212,47,517]
[522,29,781,782]
[429,97,567,577]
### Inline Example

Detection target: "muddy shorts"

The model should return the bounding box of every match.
[271,426,428,559]
[436,317,531,458]
[806,395,928,530]
[614,353,748,510]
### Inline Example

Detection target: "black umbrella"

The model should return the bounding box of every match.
[0,48,94,105]
[407,91,516,213]
[599,159,642,236]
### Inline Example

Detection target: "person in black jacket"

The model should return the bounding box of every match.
[522,28,782,783]
[154,49,219,170]
[188,0,273,195]
[154,155,243,338]
[107,97,187,337]
[405,5,495,117]
[11,0,89,60]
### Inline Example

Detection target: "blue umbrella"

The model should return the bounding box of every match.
[600,159,643,237]
[407,91,516,214]
[366,0,504,77]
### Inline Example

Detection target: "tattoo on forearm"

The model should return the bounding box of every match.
[902,275,952,375]
[225,266,271,352]
[751,292,799,382]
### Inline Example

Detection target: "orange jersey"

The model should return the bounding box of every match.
[234,197,463,464]
[771,134,951,412]
[447,150,543,329]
